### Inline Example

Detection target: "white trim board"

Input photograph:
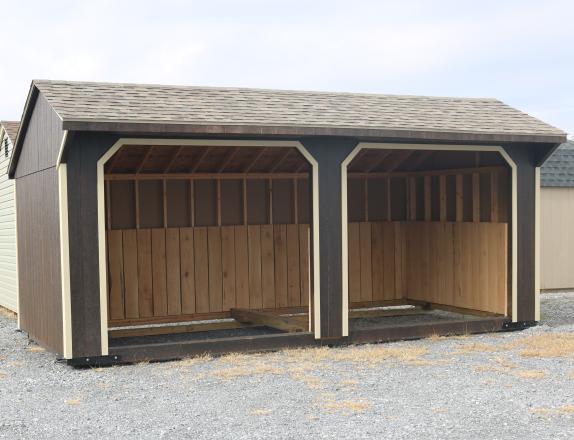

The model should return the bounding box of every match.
[340,142,519,337]
[96,138,321,355]
[535,166,540,321]
[58,163,73,358]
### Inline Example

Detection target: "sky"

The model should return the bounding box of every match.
[0,0,572,136]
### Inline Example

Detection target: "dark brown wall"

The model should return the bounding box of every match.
[16,167,63,354]
[503,144,538,321]
[302,137,357,339]
[14,91,64,354]
[67,133,119,357]
[15,93,63,178]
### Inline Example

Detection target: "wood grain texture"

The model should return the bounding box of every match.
[106,224,312,325]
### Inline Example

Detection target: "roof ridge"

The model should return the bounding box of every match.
[32,79,502,103]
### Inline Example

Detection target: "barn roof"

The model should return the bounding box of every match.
[1,121,20,143]
[541,140,574,187]
[30,80,566,143]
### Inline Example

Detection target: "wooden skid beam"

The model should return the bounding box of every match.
[109,320,256,339]
[230,308,308,332]
[405,300,505,317]
[349,307,428,319]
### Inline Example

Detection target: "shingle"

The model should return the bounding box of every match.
[541,140,574,187]
[32,80,565,137]
[1,121,20,143]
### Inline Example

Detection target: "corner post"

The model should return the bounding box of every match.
[301,138,357,339]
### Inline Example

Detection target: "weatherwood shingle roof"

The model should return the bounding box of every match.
[1,121,20,143]
[32,80,566,142]
[541,140,574,187]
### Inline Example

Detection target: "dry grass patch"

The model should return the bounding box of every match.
[66,398,82,406]
[321,397,372,414]
[453,342,501,355]
[26,345,45,353]
[250,408,272,416]
[0,370,6,380]
[513,370,547,379]
[176,354,212,368]
[0,307,16,319]
[289,367,323,389]
[510,333,574,358]
[212,362,282,381]
[530,405,574,416]
[326,345,429,366]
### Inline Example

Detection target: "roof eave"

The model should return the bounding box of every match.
[7,83,39,179]
[61,120,567,145]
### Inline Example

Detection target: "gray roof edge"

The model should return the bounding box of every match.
[32,79,505,103]
[61,118,567,144]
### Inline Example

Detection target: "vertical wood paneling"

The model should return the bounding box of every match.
[221,226,237,311]
[382,222,396,300]
[234,226,250,309]
[194,227,209,313]
[180,227,196,314]
[166,228,182,315]
[107,223,313,323]
[359,222,373,302]
[207,227,223,312]
[248,225,262,309]
[273,225,288,308]
[151,229,167,316]
[394,222,407,298]
[136,230,153,317]
[122,230,139,319]
[348,223,361,303]
[299,224,310,306]
[260,225,275,308]
[107,230,124,320]
[286,224,301,306]
[371,222,385,300]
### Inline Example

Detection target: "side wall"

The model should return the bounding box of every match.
[14,93,65,353]
[0,130,18,311]
[66,133,119,357]
[540,187,574,289]
[503,144,537,321]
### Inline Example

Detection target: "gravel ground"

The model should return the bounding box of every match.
[1,293,573,439]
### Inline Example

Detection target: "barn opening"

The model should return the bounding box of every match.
[345,148,512,333]
[103,143,314,346]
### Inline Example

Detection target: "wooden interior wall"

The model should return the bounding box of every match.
[107,224,310,325]
[105,173,312,326]
[348,165,510,316]
[348,221,508,315]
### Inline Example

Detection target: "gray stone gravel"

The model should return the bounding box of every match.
[1,293,573,439]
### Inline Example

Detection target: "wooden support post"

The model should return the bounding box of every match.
[386,177,392,221]
[135,181,140,229]
[439,175,447,222]
[424,175,431,221]
[268,178,273,225]
[243,178,248,225]
[455,174,463,222]
[216,178,222,226]
[364,177,369,222]
[490,171,499,222]
[162,179,168,227]
[293,178,298,224]
[230,308,307,332]
[408,177,417,220]
[190,179,195,227]
[473,172,480,223]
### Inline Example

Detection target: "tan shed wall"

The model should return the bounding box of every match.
[541,187,574,289]
[0,130,18,311]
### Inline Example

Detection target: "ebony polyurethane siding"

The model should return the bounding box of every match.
[14,92,65,354]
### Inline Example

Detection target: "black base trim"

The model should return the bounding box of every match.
[67,354,122,367]
[501,320,538,331]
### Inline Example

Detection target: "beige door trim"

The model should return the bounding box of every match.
[96,138,321,355]
[341,142,518,337]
